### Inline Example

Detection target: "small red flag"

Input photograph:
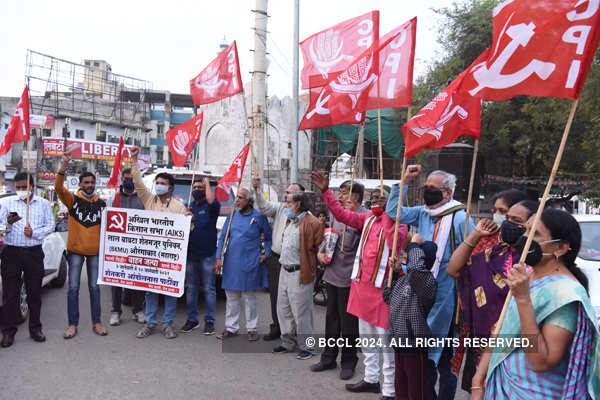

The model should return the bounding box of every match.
[107,137,125,189]
[190,42,243,105]
[0,86,30,156]
[215,143,250,202]
[165,114,203,167]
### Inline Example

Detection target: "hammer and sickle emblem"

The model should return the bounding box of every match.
[469,17,556,96]
[109,214,125,231]
[306,90,331,119]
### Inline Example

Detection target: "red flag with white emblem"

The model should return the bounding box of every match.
[402,50,488,158]
[365,17,417,109]
[0,86,30,155]
[300,11,379,89]
[215,143,250,202]
[459,0,600,100]
[165,114,204,167]
[107,137,125,189]
[190,42,243,105]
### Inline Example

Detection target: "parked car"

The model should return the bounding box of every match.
[0,214,68,323]
[574,214,600,325]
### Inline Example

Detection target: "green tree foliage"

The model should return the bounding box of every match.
[414,0,600,203]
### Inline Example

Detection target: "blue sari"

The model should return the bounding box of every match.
[485,275,600,399]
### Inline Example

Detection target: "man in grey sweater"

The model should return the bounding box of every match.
[252,177,305,341]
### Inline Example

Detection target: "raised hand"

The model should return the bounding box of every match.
[475,219,500,237]
[310,171,329,193]
[404,164,422,183]
[130,146,140,160]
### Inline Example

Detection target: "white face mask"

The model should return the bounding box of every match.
[155,184,170,196]
[493,213,506,226]
[16,191,30,200]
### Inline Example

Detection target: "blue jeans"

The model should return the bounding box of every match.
[145,292,177,327]
[185,256,216,324]
[67,253,101,326]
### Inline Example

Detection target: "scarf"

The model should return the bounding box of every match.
[424,199,464,278]
[350,215,390,288]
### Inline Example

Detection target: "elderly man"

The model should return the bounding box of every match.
[310,180,367,380]
[252,177,305,341]
[386,165,475,400]
[312,172,407,400]
[215,188,272,341]
[130,147,191,340]
[272,190,323,360]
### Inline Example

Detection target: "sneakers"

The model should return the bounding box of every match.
[180,320,200,333]
[136,324,155,339]
[133,311,146,324]
[162,325,177,339]
[203,322,215,335]
[216,330,238,340]
[109,312,121,326]
[272,345,292,354]
[297,350,313,360]
[248,331,259,341]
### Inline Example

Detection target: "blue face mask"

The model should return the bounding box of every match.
[81,189,96,198]
[122,179,135,191]
[155,184,170,195]
[284,207,296,220]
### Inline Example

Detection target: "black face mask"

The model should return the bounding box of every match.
[423,188,444,207]
[500,220,526,245]
[192,189,206,202]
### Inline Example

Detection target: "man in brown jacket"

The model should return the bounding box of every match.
[272,191,323,360]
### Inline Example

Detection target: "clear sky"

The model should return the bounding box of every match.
[1,0,455,99]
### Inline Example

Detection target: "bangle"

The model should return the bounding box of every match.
[57,172,65,176]
[471,386,483,391]
[464,239,476,248]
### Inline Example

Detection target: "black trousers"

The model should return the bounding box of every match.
[1,245,44,334]
[112,287,145,314]
[320,282,359,370]
[266,252,281,333]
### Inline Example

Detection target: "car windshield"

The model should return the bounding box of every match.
[579,221,600,262]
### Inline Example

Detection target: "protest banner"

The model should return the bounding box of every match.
[98,207,191,297]
[42,137,133,162]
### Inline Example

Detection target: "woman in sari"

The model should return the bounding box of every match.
[447,200,538,390]
[471,208,599,400]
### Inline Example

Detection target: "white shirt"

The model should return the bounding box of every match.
[0,195,55,247]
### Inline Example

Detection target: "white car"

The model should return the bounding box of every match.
[0,220,68,323]
[575,215,600,324]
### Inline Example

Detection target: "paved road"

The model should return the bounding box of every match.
[1,271,469,400]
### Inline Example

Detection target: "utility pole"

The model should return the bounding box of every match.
[291,0,300,183]
[252,0,268,178]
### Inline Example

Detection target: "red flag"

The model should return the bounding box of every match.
[165,114,203,167]
[365,17,417,109]
[300,11,380,89]
[0,86,30,155]
[107,137,125,189]
[402,50,488,158]
[190,41,243,105]
[459,0,600,100]
[215,143,250,202]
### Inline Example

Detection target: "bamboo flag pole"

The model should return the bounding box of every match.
[341,122,364,252]
[387,106,412,288]
[241,91,257,179]
[463,139,479,238]
[486,98,579,368]
[25,135,32,227]
[377,108,384,195]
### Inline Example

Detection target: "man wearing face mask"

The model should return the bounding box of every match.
[55,149,108,339]
[0,173,54,347]
[312,172,407,400]
[215,188,272,341]
[272,190,324,360]
[106,168,146,326]
[252,177,305,341]
[180,177,220,335]
[385,165,475,400]
[129,147,191,340]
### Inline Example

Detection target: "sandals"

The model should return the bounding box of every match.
[92,323,108,336]
[63,325,77,339]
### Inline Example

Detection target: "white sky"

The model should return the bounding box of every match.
[1,0,455,99]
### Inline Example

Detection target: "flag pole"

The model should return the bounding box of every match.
[484,98,579,372]
[187,108,200,208]
[377,110,384,195]
[341,122,364,252]
[464,139,479,239]
[387,106,411,288]
[241,91,257,179]
[25,83,32,228]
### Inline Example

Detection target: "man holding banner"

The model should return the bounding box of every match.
[386,165,475,400]
[129,147,191,340]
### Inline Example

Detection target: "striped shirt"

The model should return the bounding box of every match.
[0,195,55,247]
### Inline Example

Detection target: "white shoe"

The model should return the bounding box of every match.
[109,312,121,326]
[133,311,146,324]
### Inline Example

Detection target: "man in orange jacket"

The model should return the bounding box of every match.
[55,148,107,339]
